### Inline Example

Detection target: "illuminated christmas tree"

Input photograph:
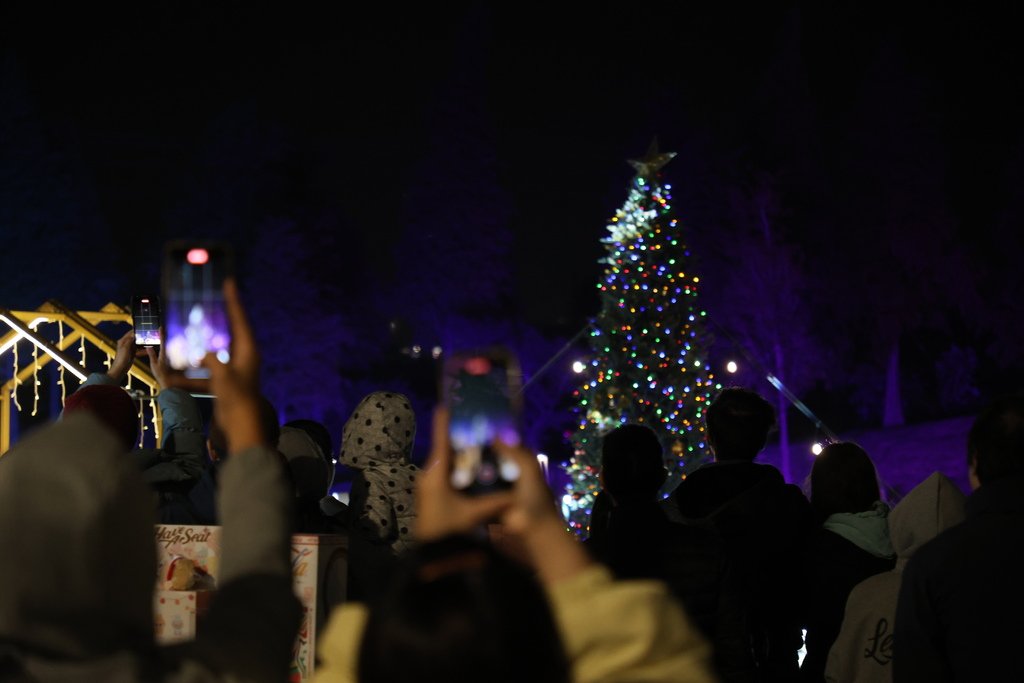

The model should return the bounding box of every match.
[563,141,719,533]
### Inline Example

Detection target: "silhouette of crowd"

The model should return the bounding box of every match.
[1,281,1021,683]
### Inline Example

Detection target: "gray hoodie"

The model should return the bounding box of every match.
[0,413,300,682]
[824,472,967,683]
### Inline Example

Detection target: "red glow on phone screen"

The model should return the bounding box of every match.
[465,357,492,375]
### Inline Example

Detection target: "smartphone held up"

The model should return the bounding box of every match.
[441,348,523,495]
[131,296,162,347]
[161,241,233,379]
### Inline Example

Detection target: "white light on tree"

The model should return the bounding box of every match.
[572,360,586,374]
[811,442,824,456]
[726,360,738,374]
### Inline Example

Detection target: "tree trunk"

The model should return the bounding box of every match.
[883,339,905,427]
[760,203,792,480]
[774,339,791,481]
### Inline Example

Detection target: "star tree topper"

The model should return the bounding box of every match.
[628,138,676,179]
[604,139,678,247]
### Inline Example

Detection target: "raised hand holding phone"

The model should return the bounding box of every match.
[106,330,139,383]
[414,406,593,585]
[491,438,592,584]
[162,241,233,380]
[441,348,523,495]
[414,407,515,543]
[131,296,162,347]
[201,278,264,454]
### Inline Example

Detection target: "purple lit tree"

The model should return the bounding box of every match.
[165,102,363,432]
[808,37,965,427]
[712,171,828,481]
[564,143,718,533]
[243,217,352,424]
[389,11,512,356]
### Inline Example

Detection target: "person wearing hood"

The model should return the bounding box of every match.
[338,391,419,553]
[163,393,281,527]
[338,392,418,601]
[284,418,348,528]
[799,442,896,683]
[62,331,206,521]
[278,424,344,534]
[670,387,813,681]
[0,279,302,683]
[824,471,966,683]
[894,396,1024,682]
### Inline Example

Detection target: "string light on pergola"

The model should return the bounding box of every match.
[0,301,162,454]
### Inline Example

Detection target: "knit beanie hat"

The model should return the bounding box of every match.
[63,385,138,451]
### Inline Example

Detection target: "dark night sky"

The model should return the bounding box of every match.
[3,3,1024,435]
[6,4,1022,316]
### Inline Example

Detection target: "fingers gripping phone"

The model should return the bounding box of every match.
[441,348,523,495]
[162,241,233,379]
[131,296,162,347]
